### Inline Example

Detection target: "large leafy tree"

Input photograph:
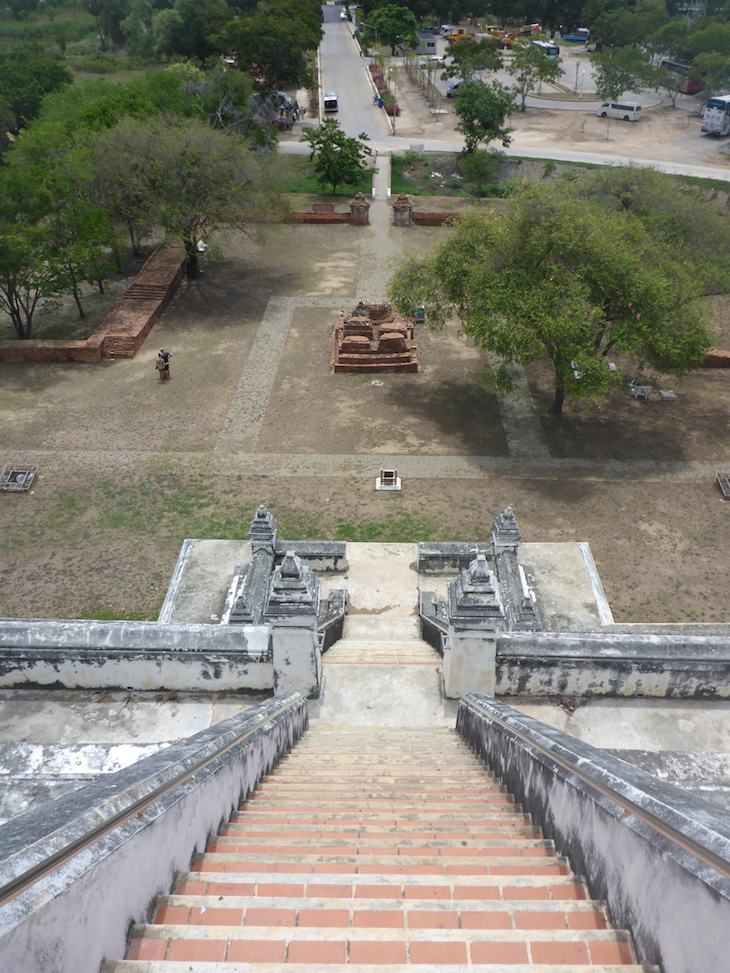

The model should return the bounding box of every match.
[441,39,501,83]
[388,170,729,416]
[217,13,310,90]
[0,47,74,135]
[453,80,516,153]
[365,5,418,56]
[591,45,654,101]
[152,0,233,62]
[80,115,283,276]
[507,39,563,111]
[302,120,371,194]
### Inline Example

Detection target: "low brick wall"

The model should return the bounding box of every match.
[0,333,105,363]
[702,348,730,367]
[411,211,461,226]
[0,245,185,364]
[283,212,352,224]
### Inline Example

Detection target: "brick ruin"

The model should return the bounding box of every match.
[331,301,419,373]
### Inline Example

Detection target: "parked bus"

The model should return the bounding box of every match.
[530,39,560,57]
[659,59,704,94]
[702,94,730,135]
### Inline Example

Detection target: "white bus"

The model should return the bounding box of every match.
[702,94,730,135]
[323,91,338,113]
[530,39,560,57]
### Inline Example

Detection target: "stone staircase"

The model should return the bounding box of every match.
[106,726,658,971]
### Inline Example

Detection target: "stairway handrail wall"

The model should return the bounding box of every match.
[457,693,730,973]
[0,692,307,973]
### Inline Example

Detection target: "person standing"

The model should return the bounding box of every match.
[159,348,171,381]
[155,352,166,382]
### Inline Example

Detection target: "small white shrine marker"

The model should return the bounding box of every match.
[376,468,401,491]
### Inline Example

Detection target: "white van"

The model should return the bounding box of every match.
[323,92,338,113]
[597,101,641,121]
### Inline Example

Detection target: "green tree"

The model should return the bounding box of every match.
[584,0,667,48]
[388,171,728,416]
[441,38,501,83]
[301,120,372,194]
[591,45,654,101]
[692,51,730,97]
[80,115,283,276]
[507,39,563,111]
[216,10,313,90]
[365,5,418,55]
[0,47,74,135]
[152,0,233,62]
[453,80,516,153]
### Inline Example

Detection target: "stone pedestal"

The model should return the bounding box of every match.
[392,193,413,226]
[349,192,371,226]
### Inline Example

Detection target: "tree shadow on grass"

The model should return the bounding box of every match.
[385,377,510,456]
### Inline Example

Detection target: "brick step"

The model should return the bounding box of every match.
[186,860,571,879]
[229,811,528,824]
[236,800,516,812]
[178,858,576,888]
[246,785,509,796]
[162,893,605,919]
[220,823,535,837]
[195,842,556,863]
[107,962,659,972]
[207,832,541,852]
[189,866,578,887]
[123,923,639,966]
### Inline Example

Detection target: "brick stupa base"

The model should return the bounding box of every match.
[331,301,419,373]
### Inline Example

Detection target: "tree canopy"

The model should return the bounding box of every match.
[79,115,283,276]
[453,80,516,153]
[388,169,730,416]
[301,120,371,194]
[364,5,418,56]
[591,45,654,101]
[507,39,562,111]
[0,47,74,135]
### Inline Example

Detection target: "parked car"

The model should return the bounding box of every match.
[446,79,465,98]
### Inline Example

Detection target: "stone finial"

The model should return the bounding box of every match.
[467,553,491,581]
[447,554,504,626]
[349,192,371,225]
[492,506,520,553]
[265,550,318,617]
[250,504,277,551]
[280,550,302,579]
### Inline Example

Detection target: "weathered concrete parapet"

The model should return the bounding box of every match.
[443,554,506,698]
[457,694,730,973]
[265,551,322,698]
[392,192,413,226]
[0,693,307,973]
[349,192,371,225]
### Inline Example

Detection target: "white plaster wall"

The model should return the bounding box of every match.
[0,700,307,973]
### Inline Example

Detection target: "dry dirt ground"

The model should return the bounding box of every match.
[1,109,730,625]
[394,61,730,172]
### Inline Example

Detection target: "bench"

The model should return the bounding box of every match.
[631,385,653,400]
